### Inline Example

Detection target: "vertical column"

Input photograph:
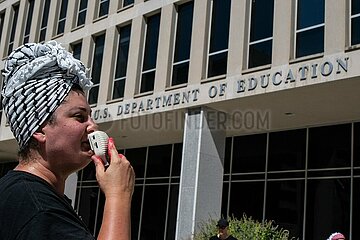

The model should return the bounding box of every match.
[175,107,226,240]
[29,0,42,42]
[154,4,175,91]
[227,0,247,76]
[65,0,77,33]
[46,0,58,39]
[86,0,96,24]
[325,0,346,54]
[187,0,210,84]
[124,15,144,98]
[272,0,293,66]
[15,0,26,47]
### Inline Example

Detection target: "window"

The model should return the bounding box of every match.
[88,34,105,105]
[7,4,19,56]
[248,0,274,68]
[121,0,134,8]
[57,0,68,35]
[112,24,131,99]
[207,0,231,78]
[39,0,51,42]
[75,143,182,239]
[98,0,109,18]
[71,41,82,60]
[0,11,5,46]
[140,13,161,93]
[171,1,194,86]
[295,0,325,58]
[221,123,357,239]
[351,0,360,46]
[76,0,88,27]
[23,0,35,44]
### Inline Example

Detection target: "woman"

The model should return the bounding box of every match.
[0,41,135,240]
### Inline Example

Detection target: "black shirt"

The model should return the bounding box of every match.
[0,170,95,240]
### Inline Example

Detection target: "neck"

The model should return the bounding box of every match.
[15,159,66,195]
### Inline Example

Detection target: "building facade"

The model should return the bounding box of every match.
[0,0,360,239]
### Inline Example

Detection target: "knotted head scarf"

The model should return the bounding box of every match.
[327,232,345,240]
[1,41,93,150]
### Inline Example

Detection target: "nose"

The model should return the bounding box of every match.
[87,116,98,133]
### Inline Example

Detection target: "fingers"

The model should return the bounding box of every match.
[92,155,105,175]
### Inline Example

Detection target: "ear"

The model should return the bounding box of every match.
[32,129,46,143]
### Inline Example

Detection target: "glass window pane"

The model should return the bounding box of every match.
[250,0,274,41]
[140,71,155,93]
[0,12,5,45]
[77,11,86,26]
[140,185,168,239]
[112,79,125,99]
[248,40,272,68]
[305,178,350,239]
[171,143,182,176]
[77,187,100,235]
[41,0,50,28]
[229,181,264,220]
[143,14,161,71]
[123,0,134,7]
[351,17,360,46]
[208,51,227,77]
[80,0,88,10]
[172,62,189,86]
[146,144,172,177]
[266,180,304,239]
[57,20,65,35]
[92,34,105,84]
[296,27,324,58]
[125,147,147,178]
[297,0,324,29]
[308,124,351,169]
[24,0,35,41]
[88,86,99,105]
[174,1,193,62]
[209,0,231,53]
[131,185,143,240]
[353,177,360,239]
[268,129,306,171]
[354,122,360,167]
[352,0,360,15]
[232,133,267,173]
[99,0,109,17]
[115,25,131,79]
[165,185,179,240]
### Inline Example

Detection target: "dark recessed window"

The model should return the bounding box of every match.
[351,0,360,45]
[0,11,5,46]
[23,0,35,44]
[172,1,194,86]
[98,0,109,18]
[89,34,105,105]
[39,0,51,42]
[140,14,161,93]
[57,0,68,35]
[113,24,131,99]
[123,0,134,8]
[295,0,324,58]
[248,0,274,68]
[8,4,19,56]
[207,0,231,78]
[76,0,88,27]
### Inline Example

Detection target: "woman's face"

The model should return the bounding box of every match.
[42,90,97,174]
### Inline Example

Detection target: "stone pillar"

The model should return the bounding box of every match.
[175,107,226,240]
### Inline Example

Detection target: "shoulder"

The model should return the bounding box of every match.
[229,235,238,240]
[209,236,219,240]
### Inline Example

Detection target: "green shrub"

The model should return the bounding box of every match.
[194,214,296,240]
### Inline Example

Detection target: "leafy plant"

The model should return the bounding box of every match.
[193,214,296,240]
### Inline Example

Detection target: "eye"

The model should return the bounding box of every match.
[74,114,87,122]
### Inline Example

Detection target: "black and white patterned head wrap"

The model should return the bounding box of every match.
[1,41,93,150]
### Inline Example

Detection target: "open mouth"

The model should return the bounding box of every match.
[81,141,93,153]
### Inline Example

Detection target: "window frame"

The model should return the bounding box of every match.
[170,1,194,87]
[112,24,132,100]
[294,0,325,59]
[23,0,35,44]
